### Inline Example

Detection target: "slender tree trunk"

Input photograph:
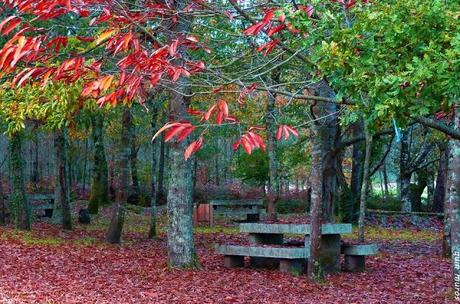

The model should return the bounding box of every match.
[10,132,30,230]
[308,130,323,281]
[350,121,365,221]
[383,162,389,198]
[129,120,140,204]
[0,172,5,225]
[82,138,89,194]
[358,125,372,242]
[266,82,279,221]
[149,102,160,239]
[400,131,412,212]
[448,108,460,299]
[53,128,72,230]
[88,113,109,214]
[106,107,131,243]
[156,111,166,205]
[433,143,448,213]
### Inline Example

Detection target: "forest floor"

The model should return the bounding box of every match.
[0,205,454,304]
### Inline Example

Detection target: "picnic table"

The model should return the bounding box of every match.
[218,223,354,273]
[208,199,265,226]
[3,194,55,218]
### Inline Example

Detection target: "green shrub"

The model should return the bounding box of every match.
[276,199,307,214]
[367,195,401,211]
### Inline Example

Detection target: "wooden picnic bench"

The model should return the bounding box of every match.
[217,223,353,274]
[3,194,54,218]
[209,199,265,226]
[28,194,55,218]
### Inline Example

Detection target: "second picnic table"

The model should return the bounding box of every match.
[218,223,353,273]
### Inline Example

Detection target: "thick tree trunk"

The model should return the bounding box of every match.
[433,143,448,213]
[308,129,323,281]
[10,132,30,230]
[53,128,72,230]
[266,84,279,221]
[166,3,196,267]
[106,107,131,243]
[358,124,372,242]
[448,109,460,299]
[88,113,109,214]
[314,81,339,223]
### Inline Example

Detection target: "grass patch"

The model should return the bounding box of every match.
[344,226,441,242]
[194,226,239,235]
[0,230,64,246]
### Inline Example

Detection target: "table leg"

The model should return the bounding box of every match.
[318,234,341,273]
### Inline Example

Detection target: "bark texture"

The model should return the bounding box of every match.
[53,128,72,230]
[10,132,30,230]
[166,1,196,268]
[358,124,372,242]
[88,113,109,214]
[106,107,131,243]
[449,109,460,296]
[266,83,279,220]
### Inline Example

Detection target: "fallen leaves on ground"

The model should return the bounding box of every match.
[0,222,454,304]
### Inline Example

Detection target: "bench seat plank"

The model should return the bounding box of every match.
[240,223,352,235]
[341,244,379,256]
[217,245,309,259]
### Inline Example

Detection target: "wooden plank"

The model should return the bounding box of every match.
[342,244,379,256]
[209,200,263,206]
[240,223,352,235]
[217,245,309,259]
[214,209,260,216]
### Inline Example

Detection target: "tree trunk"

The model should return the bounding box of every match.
[308,129,323,281]
[0,171,5,225]
[129,113,140,204]
[266,83,279,221]
[358,124,372,242]
[448,108,460,299]
[166,4,196,267]
[88,113,109,214]
[53,128,72,230]
[383,162,390,198]
[314,80,340,223]
[433,143,448,213]
[156,110,166,205]
[149,102,160,239]
[400,131,412,212]
[10,132,30,230]
[349,121,365,221]
[31,130,39,186]
[106,107,131,243]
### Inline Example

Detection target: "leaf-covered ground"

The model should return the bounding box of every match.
[0,211,455,303]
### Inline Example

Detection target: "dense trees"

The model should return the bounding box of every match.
[0,0,458,286]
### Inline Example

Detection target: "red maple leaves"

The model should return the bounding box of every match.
[0,0,206,106]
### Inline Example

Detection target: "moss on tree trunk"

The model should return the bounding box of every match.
[10,131,30,230]
[53,128,72,230]
[88,113,109,214]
